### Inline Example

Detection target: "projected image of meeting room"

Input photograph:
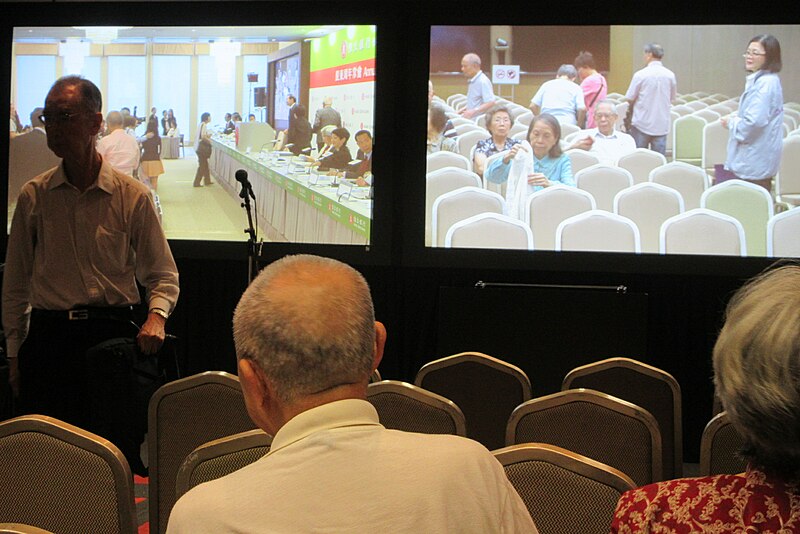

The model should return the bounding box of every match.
[9,25,375,245]
[426,25,800,257]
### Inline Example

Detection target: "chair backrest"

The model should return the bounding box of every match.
[444,212,534,250]
[453,122,484,136]
[670,104,693,116]
[666,110,679,156]
[575,164,633,211]
[684,100,708,111]
[692,109,720,123]
[426,150,472,173]
[672,114,705,165]
[700,179,774,256]
[565,149,600,175]
[457,129,488,160]
[0,415,137,534]
[494,443,635,534]
[175,429,272,500]
[367,380,467,436]
[555,210,641,253]
[616,148,667,185]
[563,357,683,480]
[614,102,630,131]
[559,122,581,138]
[0,524,55,534]
[415,351,532,450]
[148,371,257,534]
[432,186,505,246]
[509,122,528,137]
[446,93,466,107]
[701,120,729,172]
[425,167,482,246]
[660,208,747,256]
[777,136,800,198]
[524,184,596,250]
[767,208,800,257]
[507,389,662,486]
[614,183,684,254]
[699,411,747,476]
[649,160,709,210]
[515,110,534,126]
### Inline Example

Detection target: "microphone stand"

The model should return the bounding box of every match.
[239,182,260,283]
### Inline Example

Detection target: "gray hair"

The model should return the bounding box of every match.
[463,53,481,67]
[644,43,664,59]
[323,96,333,107]
[106,111,124,128]
[594,99,618,116]
[320,124,337,137]
[232,254,376,404]
[556,64,578,79]
[713,263,800,479]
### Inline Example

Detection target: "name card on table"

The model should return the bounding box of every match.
[337,180,354,201]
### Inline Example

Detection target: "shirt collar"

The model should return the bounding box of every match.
[47,157,116,195]
[593,128,618,140]
[469,71,482,83]
[268,398,382,454]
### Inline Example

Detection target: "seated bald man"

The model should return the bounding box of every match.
[167,254,537,534]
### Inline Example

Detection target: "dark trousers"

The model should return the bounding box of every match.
[18,314,138,429]
[194,155,211,186]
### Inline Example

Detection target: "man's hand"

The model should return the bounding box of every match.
[461,108,477,119]
[571,136,594,151]
[137,312,166,354]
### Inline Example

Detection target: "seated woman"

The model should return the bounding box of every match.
[316,125,337,160]
[472,105,520,176]
[315,127,352,171]
[484,113,574,219]
[611,264,800,532]
[426,104,458,154]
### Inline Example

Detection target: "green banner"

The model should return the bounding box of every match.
[310,25,376,71]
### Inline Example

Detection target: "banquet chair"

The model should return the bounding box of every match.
[0,524,54,534]
[507,388,662,486]
[670,104,693,116]
[175,429,273,499]
[672,114,705,166]
[614,101,629,131]
[453,122,484,136]
[446,93,466,108]
[509,122,528,137]
[415,352,532,451]
[665,110,679,157]
[508,105,530,121]
[426,151,471,173]
[0,415,137,534]
[494,443,635,534]
[684,100,708,111]
[559,122,580,138]
[701,120,728,176]
[700,179,774,256]
[366,380,467,436]
[659,208,746,256]
[767,208,800,257]
[574,164,633,211]
[555,210,641,253]
[515,110,534,127]
[444,212,533,250]
[776,136,800,208]
[699,411,747,476]
[563,357,683,480]
[692,109,720,123]
[616,148,667,185]
[524,184,595,250]
[456,129,488,161]
[431,186,505,247]
[614,183,684,253]
[649,160,710,210]
[564,149,600,175]
[425,167,482,246]
[148,371,257,534]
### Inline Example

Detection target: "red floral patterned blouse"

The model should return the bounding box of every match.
[610,468,800,533]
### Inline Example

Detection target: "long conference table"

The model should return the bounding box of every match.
[209,138,371,244]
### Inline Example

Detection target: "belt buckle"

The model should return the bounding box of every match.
[68,309,89,320]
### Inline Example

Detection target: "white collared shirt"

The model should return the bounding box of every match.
[625,60,677,136]
[96,128,141,177]
[578,127,637,165]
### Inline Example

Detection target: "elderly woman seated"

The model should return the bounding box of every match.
[426,104,457,155]
[472,104,520,176]
[611,263,800,532]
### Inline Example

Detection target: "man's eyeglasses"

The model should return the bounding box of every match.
[743,50,766,58]
[40,110,89,125]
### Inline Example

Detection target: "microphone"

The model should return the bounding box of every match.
[235,169,256,199]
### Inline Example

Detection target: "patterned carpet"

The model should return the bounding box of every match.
[135,474,149,533]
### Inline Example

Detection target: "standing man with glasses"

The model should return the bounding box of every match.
[624,43,677,155]
[2,76,179,430]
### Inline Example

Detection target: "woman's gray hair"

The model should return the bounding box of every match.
[320,124,337,137]
[233,254,376,404]
[713,263,800,479]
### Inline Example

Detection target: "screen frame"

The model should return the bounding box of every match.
[400,1,799,278]
[0,1,396,267]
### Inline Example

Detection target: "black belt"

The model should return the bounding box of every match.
[31,306,134,322]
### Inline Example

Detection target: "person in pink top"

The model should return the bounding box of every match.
[574,51,607,129]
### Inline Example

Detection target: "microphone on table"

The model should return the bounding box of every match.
[235,169,256,199]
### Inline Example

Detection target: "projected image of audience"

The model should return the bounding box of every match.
[9,25,376,245]
[426,25,800,257]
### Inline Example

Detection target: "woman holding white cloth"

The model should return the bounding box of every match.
[485,113,574,219]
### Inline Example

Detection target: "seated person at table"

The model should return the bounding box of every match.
[315,127,351,171]
[316,124,337,160]
[485,113,574,219]
[611,264,800,532]
[345,129,374,186]
[568,100,636,165]
[223,113,235,135]
[166,254,537,534]
[427,104,458,155]
[473,105,520,176]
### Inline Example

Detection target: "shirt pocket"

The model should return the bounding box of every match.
[95,225,131,275]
